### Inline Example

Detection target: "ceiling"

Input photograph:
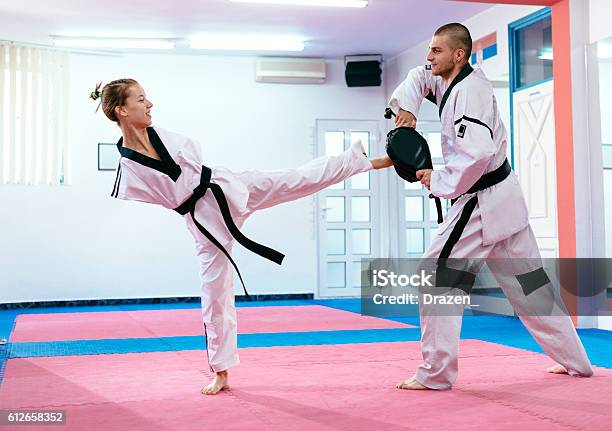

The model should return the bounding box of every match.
[0,0,493,58]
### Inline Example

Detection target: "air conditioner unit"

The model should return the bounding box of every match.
[255,57,326,84]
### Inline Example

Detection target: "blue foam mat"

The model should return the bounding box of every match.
[7,328,422,358]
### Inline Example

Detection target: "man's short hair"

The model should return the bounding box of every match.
[434,23,473,62]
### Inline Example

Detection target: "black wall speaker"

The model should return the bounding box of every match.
[345,60,382,87]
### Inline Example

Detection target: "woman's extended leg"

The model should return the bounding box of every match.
[236,140,376,214]
[187,141,389,394]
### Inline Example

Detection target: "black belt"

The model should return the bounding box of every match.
[431,158,511,224]
[174,166,285,296]
[429,195,444,224]
[466,158,512,195]
[434,159,512,294]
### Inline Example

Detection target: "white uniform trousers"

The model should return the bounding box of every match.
[415,194,593,389]
[194,142,372,372]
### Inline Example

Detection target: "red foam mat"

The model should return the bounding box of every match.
[10,306,412,342]
[1,340,610,431]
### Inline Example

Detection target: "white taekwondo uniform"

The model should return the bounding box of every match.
[112,126,373,372]
[389,63,592,389]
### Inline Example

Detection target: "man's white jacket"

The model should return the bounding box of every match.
[389,63,529,245]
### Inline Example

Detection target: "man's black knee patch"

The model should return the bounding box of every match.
[436,265,476,294]
[516,267,550,296]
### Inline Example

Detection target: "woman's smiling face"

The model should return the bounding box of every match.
[115,84,153,128]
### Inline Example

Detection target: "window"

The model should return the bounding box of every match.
[510,8,553,91]
[0,44,70,185]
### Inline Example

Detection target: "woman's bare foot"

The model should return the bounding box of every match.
[201,370,229,395]
[370,154,393,170]
[349,139,374,167]
[396,376,430,390]
[547,364,568,374]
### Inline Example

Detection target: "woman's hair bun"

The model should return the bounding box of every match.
[89,82,103,101]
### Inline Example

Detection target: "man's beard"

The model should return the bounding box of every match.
[433,60,455,77]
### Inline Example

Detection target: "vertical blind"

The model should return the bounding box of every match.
[0,44,70,185]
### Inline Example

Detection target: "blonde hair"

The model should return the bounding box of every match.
[90,79,139,124]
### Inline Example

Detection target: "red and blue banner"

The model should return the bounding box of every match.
[471,32,498,65]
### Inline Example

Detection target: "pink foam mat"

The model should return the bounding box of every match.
[1,340,610,431]
[9,306,412,342]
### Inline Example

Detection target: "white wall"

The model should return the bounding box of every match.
[570,0,609,263]
[0,53,385,303]
[589,0,612,44]
[599,60,612,146]
[605,171,612,257]
[599,59,612,256]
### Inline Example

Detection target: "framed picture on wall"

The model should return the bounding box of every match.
[98,143,119,171]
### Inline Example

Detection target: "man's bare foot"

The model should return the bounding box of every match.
[547,364,568,374]
[396,376,430,390]
[201,370,229,395]
[370,154,393,170]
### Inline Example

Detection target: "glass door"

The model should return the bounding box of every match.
[316,120,381,298]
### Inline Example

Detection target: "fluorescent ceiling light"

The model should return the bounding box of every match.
[229,0,367,7]
[190,35,304,51]
[52,37,175,50]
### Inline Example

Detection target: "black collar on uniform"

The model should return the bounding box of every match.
[116,127,182,182]
[438,63,474,118]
